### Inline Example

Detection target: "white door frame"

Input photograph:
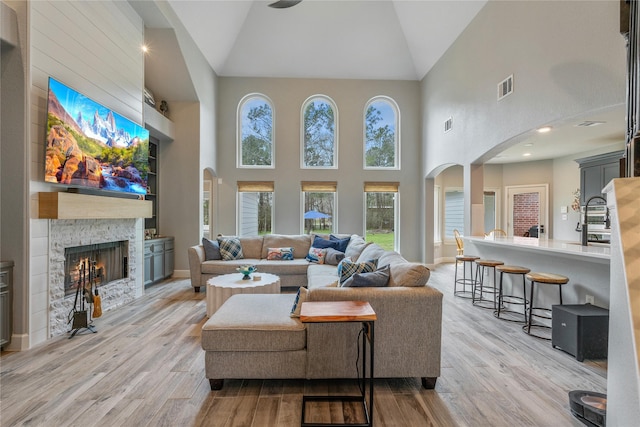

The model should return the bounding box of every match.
[505,184,549,238]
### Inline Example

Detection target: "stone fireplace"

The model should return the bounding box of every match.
[64,240,128,297]
[49,218,141,337]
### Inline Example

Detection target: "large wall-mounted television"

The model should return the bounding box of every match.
[45,77,149,196]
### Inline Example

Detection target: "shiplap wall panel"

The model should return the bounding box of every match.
[29,0,144,347]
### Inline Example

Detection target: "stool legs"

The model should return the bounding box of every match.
[454,258,477,299]
[524,278,566,340]
[494,270,528,323]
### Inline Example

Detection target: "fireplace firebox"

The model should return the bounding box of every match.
[64,241,128,296]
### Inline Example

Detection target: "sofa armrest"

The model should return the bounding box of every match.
[188,245,206,288]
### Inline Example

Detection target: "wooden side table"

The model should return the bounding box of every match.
[205,273,280,317]
[300,301,377,427]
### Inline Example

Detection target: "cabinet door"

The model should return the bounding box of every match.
[153,250,164,282]
[581,166,602,204]
[164,249,174,279]
[144,245,153,286]
[602,163,620,190]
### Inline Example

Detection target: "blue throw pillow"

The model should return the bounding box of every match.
[312,235,340,250]
[342,264,390,287]
[202,237,221,260]
[329,235,351,253]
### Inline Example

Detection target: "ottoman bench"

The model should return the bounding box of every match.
[201,293,307,390]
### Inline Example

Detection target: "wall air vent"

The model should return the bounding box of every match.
[444,116,453,133]
[498,75,513,100]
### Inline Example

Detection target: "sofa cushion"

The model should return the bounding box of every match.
[388,262,431,287]
[262,234,311,259]
[256,259,310,276]
[338,258,378,284]
[377,250,407,267]
[239,236,264,259]
[267,247,294,261]
[202,294,305,352]
[307,264,339,289]
[342,264,390,287]
[306,247,327,264]
[218,236,244,260]
[202,237,221,260]
[290,286,310,317]
[356,243,385,264]
[345,234,370,260]
[202,259,262,275]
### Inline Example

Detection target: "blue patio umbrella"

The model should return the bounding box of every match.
[304,209,331,219]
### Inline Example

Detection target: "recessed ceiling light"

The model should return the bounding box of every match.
[523,152,532,157]
[524,143,534,147]
[141,44,149,53]
[537,126,552,133]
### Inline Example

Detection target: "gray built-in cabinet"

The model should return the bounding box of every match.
[1,261,14,349]
[144,237,174,286]
[576,150,625,205]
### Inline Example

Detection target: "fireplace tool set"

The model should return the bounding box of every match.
[68,259,102,338]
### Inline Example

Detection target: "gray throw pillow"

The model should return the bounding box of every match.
[324,248,345,266]
[202,237,221,260]
[342,264,390,287]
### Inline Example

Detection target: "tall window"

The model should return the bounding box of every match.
[237,181,273,236]
[364,97,399,169]
[302,96,337,168]
[364,182,399,251]
[484,190,497,232]
[444,189,464,239]
[238,94,274,168]
[301,181,336,234]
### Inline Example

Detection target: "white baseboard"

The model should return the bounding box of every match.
[172,269,190,279]
[5,333,30,351]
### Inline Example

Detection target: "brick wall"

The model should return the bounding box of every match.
[514,193,539,237]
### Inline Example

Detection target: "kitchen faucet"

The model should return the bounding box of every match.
[581,195,610,246]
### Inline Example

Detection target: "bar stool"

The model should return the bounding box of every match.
[523,272,569,339]
[494,265,530,323]
[454,255,480,299]
[472,259,504,309]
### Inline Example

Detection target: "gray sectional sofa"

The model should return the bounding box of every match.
[191,234,443,390]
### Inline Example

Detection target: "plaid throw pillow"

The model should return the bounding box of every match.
[338,258,378,284]
[217,236,244,260]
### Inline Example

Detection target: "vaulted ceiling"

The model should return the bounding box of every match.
[165,0,487,81]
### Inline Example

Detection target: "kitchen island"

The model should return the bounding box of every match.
[464,236,610,309]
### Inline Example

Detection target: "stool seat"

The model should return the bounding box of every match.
[497,265,531,274]
[475,259,504,267]
[526,272,569,285]
[456,255,480,262]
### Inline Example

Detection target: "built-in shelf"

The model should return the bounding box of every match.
[38,192,152,219]
[144,103,174,142]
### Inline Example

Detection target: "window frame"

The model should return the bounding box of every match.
[444,187,464,242]
[237,93,275,169]
[363,182,400,251]
[363,96,400,170]
[236,181,274,237]
[300,181,337,234]
[300,95,338,169]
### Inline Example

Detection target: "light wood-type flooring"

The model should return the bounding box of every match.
[0,263,607,426]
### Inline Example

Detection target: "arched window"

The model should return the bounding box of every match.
[301,95,337,168]
[238,94,274,168]
[364,96,399,169]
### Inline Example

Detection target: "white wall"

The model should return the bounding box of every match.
[28,0,145,347]
[216,77,423,260]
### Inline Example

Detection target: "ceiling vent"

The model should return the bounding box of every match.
[498,75,513,100]
[575,121,605,127]
[444,117,453,133]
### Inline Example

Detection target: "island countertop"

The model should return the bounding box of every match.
[464,236,610,263]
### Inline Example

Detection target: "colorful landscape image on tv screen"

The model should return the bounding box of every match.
[45,77,149,196]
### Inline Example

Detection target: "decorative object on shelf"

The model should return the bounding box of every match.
[159,100,168,116]
[236,265,257,280]
[571,188,581,212]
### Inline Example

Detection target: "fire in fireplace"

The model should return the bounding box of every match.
[64,241,128,296]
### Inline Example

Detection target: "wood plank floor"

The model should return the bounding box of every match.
[0,263,606,426]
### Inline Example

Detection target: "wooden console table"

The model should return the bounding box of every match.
[300,301,376,427]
